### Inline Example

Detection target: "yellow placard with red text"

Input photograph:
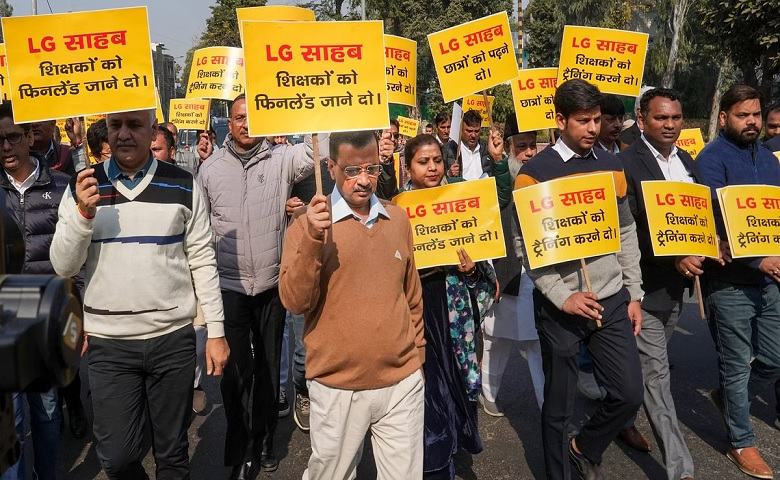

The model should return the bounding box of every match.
[717,185,780,258]
[186,46,245,101]
[169,99,210,130]
[428,12,518,103]
[237,6,315,44]
[641,181,718,257]
[242,20,388,136]
[674,128,705,159]
[393,177,506,269]
[385,35,417,107]
[514,173,620,269]
[511,68,558,132]
[0,44,9,102]
[2,7,156,123]
[558,26,648,97]
[397,116,419,137]
[463,94,493,127]
[84,114,106,133]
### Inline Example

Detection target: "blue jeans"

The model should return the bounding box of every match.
[290,312,308,396]
[705,279,780,448]
[1,389,60,480]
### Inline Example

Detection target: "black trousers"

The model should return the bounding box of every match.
[88,325,196,480]
[534,287,643,480]
[221,287,285,466]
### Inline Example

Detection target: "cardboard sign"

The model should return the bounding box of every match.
[510,68,558,132]
[397,116,419,137]
[154,86,165,124]
[428,12,519,103]
[2,7,156,122]
[514,172,620,269]
[0,45,10,102]
[393,177,505,268]
[674,128,705,159]
[55,118,69,145]
[84,114,106,133]
[393,152,401,189]
[718,185,780,258]
[186,47,245,101]
[169,99,210,130]
[242,20,388,136]
[640,181,718,258]
[237,5,315,44]
[462,94,493,127]
[385,35,417,107]
[558,26,648,97]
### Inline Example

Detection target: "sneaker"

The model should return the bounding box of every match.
[577,370,606,400]
[294,392,310,433]
[726,447,773,479]
[278,391,291,417]
[192,386,206,415]
[478,393,505,417]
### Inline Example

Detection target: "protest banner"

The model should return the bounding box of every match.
[462,94,493,127]
[513,172,620,270]
[154,86,165,124]
[0,45,9,102]
[428,12,518,103]
[718,185,780,258]
[169,99,210,130]
[237,5,315,44]
[2,7,156,123]
[558,26,648,97]
[55,118,69,145]
[397,116,419,137]
[186,46,245,101]
[242,20,388,136]
[385,35,417,107]
[674,128,705,159]
[640,181,718,258]
[393,177,505,269]
[83,114,106,133]
[510,68,558,132]
[393,152,401,190]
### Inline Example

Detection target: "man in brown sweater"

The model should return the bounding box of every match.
[280,130,425,480]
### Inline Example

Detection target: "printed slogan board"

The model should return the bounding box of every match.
[237,5,315,43]
[514,173,620,270]
[0,45,9,102]
[674,128,705,160]
[558,26,648,97]
[242,20,388,136]
[2,7,156,123]
[640,181,718,258]
[169,99,210,130]
[428,12,519,103]
[84,114,106,133]
[384,35,417,107]
[393,177,505,269]
[397,116,419,137]
[718,185,780,258]
[462,94,494,127]
[510,68,558,132]
[186,47,245,101]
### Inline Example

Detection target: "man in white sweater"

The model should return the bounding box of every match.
[51,108,229,480]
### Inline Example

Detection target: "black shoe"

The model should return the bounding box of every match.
[68,402,88,439]
[259,451,278,472]
[569,439,604,480]
[278,391,290,418]
[228,461,253,480]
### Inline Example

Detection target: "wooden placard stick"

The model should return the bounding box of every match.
[482,89,495,130]
[695,275,705,320]
[453,110,465,177]
[312,133,322,196]
[580,258,602,328]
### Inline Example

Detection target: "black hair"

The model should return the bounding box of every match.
[554,79,601,118]
[462,109,482,128]
[434,111,451,126]
[155,126,175,150]
[0,102,29,132]
[765,102,780,118]
[329,131,378,162]
[389,118,400,129]
[639,88,682,115]
[600,94,626,117]
[720,84,762,113]
[87,118,108,160]
[404,134,441,169]
[425,123,433,129]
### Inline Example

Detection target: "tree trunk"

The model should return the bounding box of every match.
[708,59,731,142]
[661,0,692,88]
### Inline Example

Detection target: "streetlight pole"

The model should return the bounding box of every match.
[31,0,37,15]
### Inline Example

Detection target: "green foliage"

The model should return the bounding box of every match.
[0,0,12,42]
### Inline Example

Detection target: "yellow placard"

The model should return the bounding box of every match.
[186,46,245,101]
[393,177,505,269]
[84,114,106,133]
[511,68,558,132]
[55,118,69,145]
[237,5,315,44]
[169,99,210,130]
[242,20,388,136]
[674,128,705,160]
[154,86,165,124]
[513,172,620,270]
[2,7,156,123]
[717,185,780,258]
[384,35,417,107]
[397,116,419,137]
[462,94,493,127]
[393,152,401,190]
[640,181,719,257]
[428,12,519,103]
[0,45,10,102]
[558,26,648,97]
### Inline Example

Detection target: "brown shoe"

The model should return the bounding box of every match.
[726,447,773,479]
[618,426,652,453]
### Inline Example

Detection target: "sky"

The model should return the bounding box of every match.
[7,0,292,69]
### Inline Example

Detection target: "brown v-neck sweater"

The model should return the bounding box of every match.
[279,197,425,390]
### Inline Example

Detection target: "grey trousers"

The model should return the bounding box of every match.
[636,302,694,480]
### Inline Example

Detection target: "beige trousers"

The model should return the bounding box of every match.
[302,369,425,480]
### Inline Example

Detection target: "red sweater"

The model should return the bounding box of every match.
[279,198,425,390]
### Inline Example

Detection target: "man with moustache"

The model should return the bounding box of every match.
[597,94,625,154]
[30,119,75,174]
[151,126,176,163]
[442,110,506,181]
[697,84,780,480]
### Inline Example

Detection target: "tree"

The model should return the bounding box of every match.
[658,0,694,88]
[0,0,12,42]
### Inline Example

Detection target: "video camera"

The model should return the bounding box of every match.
[0,191,84,475]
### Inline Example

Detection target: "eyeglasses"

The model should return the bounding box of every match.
[391,132,400,139]
[337,163,382,178]
[0,132,25,145]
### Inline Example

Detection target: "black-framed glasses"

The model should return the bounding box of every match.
[391,132,400,139]
[337,163,382,178]
[0,132,25,146]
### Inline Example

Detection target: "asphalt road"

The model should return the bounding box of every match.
[54,295,780,479]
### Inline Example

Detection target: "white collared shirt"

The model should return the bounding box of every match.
[460,141,483,181]
[641,134,694,184]
[552,140,598,162]
[597,140,621,155]
[331,187,389,229]
[6,158,40,195]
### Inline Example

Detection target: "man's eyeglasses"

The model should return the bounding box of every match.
[391,132,400,139]
[0,132,25,145]
[337,164,382,178]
